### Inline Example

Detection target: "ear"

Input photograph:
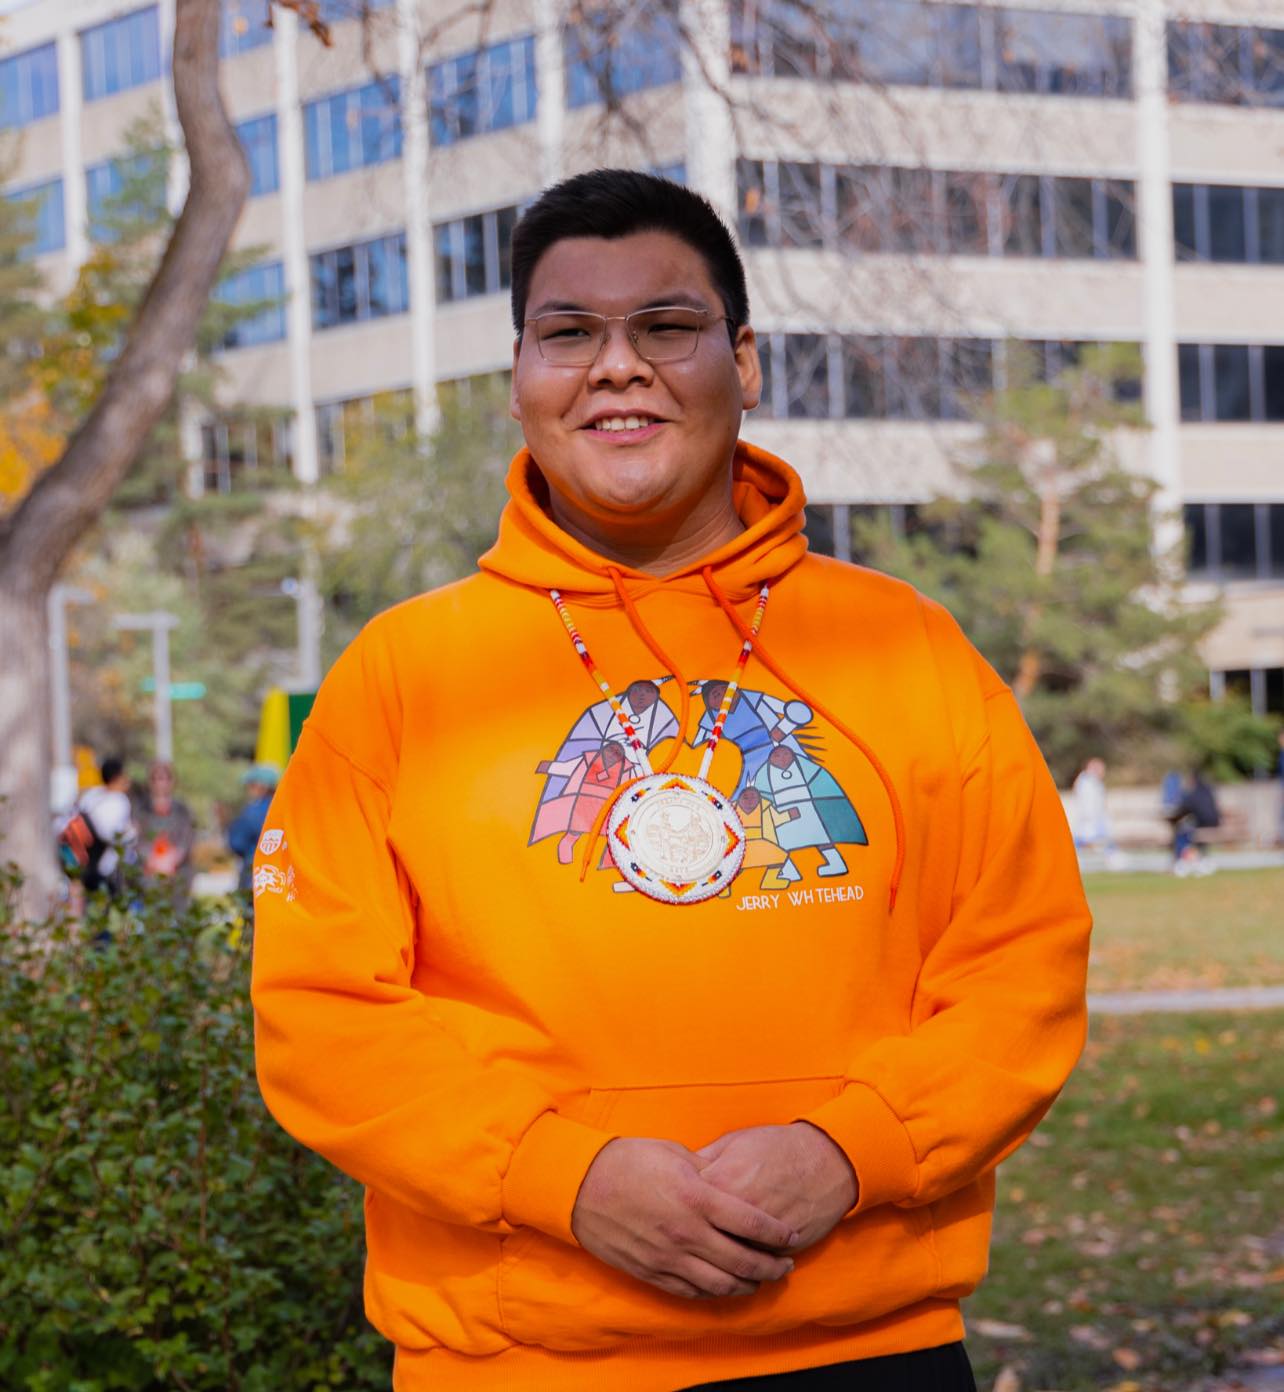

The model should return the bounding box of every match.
[734,324,763,411]
[509,337,522,422]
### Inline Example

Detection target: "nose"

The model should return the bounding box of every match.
[587,319,654,387]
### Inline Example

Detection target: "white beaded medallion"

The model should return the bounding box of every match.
[607,772,746,904]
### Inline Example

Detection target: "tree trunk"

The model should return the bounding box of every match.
[0,0,249,919]
[0,584,56,917]
[1012,443,1062,702]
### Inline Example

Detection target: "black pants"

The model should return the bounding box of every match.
[680,1342,976,1391]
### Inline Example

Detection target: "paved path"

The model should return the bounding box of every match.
[1089,985,1284,1014]
[1078,848,1284,874]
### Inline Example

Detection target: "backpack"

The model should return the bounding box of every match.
[57,808,106,877]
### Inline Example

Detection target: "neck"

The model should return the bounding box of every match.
[548,492,745,577]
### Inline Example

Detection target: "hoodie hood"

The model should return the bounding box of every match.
[478,439,810,603]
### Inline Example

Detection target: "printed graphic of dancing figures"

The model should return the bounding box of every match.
[529,680,677,865]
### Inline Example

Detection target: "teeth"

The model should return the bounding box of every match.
[593,415,654,431]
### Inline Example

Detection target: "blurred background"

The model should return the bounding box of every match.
[0,2,1281,1389]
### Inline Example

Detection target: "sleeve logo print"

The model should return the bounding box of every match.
[253,863,287,898]
[258,829,286,855]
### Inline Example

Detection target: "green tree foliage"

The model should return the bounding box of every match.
[320,376,518,653]
[0,882,390,1391]
[849,344,1271,781]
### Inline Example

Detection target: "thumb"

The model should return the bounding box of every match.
[696,1132,736,1162]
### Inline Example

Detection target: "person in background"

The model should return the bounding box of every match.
[1276,730,1284,847]
[135,759,197,911]
[75,756,136,899]
[1168,767,1221,877]
[228,765,279,895]
[1071,757,1111,850]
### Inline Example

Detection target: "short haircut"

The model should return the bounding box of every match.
[510,169,749,338]
[100,756,125,785]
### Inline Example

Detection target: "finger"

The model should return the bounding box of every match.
[643,1271,705,1300]
[700,1229,795,1285]
[675,1256,761,1299]
[695,1134,734,1161]
[695,1183,799,1250]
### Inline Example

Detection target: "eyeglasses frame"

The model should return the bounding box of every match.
[520,304,734,367]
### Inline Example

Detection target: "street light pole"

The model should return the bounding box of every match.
[113,611,180,761]
[47,583,93,814]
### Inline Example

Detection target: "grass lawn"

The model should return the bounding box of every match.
[964,1010,1284,1392]
[1084,868,1284,994]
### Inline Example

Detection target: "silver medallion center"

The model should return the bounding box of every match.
[629,787,727,882]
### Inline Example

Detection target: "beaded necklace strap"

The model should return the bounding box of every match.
[548,589,656,776]
[547,583,771,783]
[696,584,770,782]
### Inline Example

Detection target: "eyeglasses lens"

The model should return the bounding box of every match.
[535,308,703,365]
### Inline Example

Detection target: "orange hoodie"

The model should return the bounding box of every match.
[251,442,1091,1392]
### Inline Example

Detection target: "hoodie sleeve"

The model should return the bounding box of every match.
[250,626,614,1243]
[802,628,1091,1213]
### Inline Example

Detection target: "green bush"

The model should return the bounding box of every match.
[0,877,392,1391]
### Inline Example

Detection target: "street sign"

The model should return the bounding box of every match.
[140,678,207,700]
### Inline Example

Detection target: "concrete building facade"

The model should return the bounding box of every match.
[2,0,1282,712]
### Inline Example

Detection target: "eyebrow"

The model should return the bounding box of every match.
[526,292,713,317]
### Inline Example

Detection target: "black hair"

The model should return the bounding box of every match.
[509,169,749,338]
[100,756,125,785]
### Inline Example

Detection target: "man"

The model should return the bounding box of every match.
[252,170,1090,1391]
[72,755,135,899]
[227,764,277,895]
[136,759,198,910]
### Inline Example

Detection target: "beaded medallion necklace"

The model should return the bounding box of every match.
[548,584,770,904]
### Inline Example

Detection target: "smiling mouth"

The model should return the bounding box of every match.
[583,415,666,440]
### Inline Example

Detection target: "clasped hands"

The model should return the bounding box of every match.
[569,1123,858,1301]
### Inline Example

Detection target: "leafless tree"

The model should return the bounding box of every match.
[0,0,250,917]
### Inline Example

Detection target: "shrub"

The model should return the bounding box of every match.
[0,877,392,1391]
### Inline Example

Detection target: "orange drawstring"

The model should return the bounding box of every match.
[701,566,907,913]
[576,569,692,882]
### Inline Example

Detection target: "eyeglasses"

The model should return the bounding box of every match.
[523,305,728,367]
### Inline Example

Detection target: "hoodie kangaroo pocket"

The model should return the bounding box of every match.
[497,1076,940,1352]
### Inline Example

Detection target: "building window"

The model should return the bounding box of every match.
[316,0,395,21]
[0,42,59,128]
[81,7,162,103]
[565,7,681,108]
[85,151,166,241]
[215,261,286,349]
[237,113,279,197]
[315,388,413,474]
[784,333,830,417]
[737,159,1136,262]
[1173,183,1284,264]
[304,78,402,180]
[428,35,536,145]
[1178,343,1284,423]
[1185,503,1284,582]
[201,413,294,493]
[310,232,408,329]
[433,204,518,303]
[995,8,1132,97]
[732,1,1132,98]
[5,177,65,255]
[1168,20,1284,106]
[220,0,272,57]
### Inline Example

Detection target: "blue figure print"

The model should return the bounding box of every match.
[752,745,867,880]
[692,682,818,799]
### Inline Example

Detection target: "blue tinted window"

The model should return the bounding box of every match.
[317,0,394,20]
[217,261,286,348]
[304,78,402,180]
[5,177,66,255]
[85,151,164,241]
[237,114,279,196]
[1167,20,1284,105]
[81,7,162,102]
[433,203,520,303]
[220,0,272,56]
[996,8,1132,97]
[565,10,680,107]
[310,233,407,329]
[428,35,535,145]
[0,42,60,128]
